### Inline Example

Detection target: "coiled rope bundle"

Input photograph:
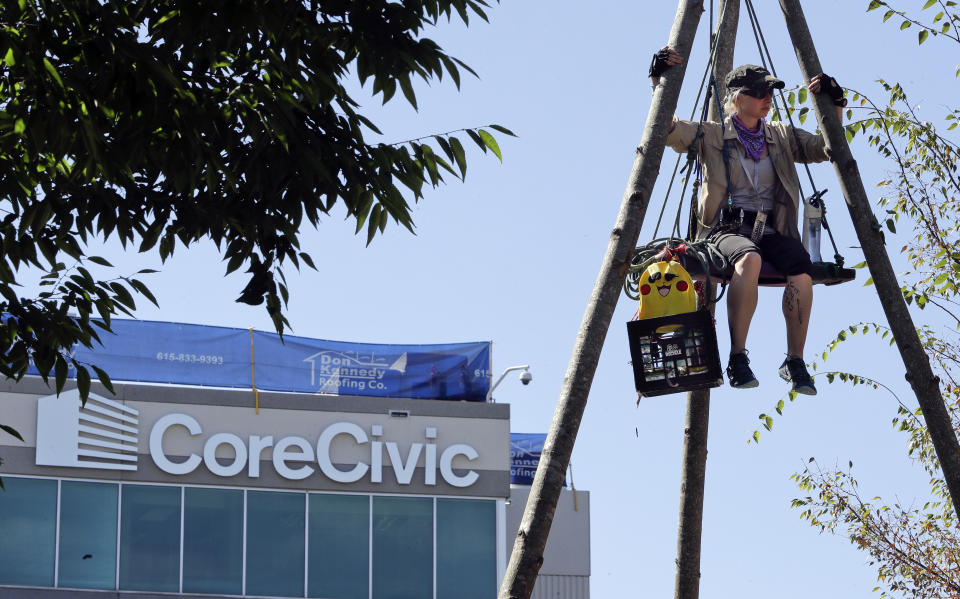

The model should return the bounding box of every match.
[625,238,730,305]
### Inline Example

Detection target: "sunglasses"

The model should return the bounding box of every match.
[739,87,772,99]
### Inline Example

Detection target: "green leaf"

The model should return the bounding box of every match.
[449,137,467,178]
[900,20,912,30]
[867,0,882,10]
[55,355,67,393]
[366,204,381,245]
[883,9,895,21]
[3,48,14,67]
[299,252,317,270]
[885,217,896,233]
[153,9,181,27]
[864,276,874,286]
[76,366,91,402]
[13,118,25,134]
[224,252,245,275]
[477,129,502,161]
[466,129,487,153]
[923,0,937,8]
[852,261,867,269]
[398,76,418,110]
[489,124,516,137]
[752,430,761,443]
[919,29,929,44]
[87,256,113,267]
[0,424,24,442]
[798,88,808,104]
[128,279,159,307]
[91,365,115,394]
[110,282,136,310]
[43,58,64,88]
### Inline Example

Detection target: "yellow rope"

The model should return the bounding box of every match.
[249,327,259,414]
[569,463,578,512]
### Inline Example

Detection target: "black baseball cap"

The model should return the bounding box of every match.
[725,64,784,93]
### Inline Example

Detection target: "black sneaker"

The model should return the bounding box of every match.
[779,356,817,395]
[726,351,759,389]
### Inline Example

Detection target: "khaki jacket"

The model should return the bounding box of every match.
[665,115,830,240]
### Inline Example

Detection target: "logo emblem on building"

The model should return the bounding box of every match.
[35,389,140,471]
[302,350,407,395]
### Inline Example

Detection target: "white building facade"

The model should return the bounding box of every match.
[0,377,511,599]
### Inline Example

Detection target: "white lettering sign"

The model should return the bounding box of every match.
[148,414,478,487]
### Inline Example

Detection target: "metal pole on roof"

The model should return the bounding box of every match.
[486,365,532,402]
[779,0,960,520]
[673,2,738,599]
[497,1,705,598]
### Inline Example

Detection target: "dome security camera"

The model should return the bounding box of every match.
[519,370,533,385]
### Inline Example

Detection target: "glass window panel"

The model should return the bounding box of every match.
[437,499,497,599]
[183,487,243,595]
[246,490,305,597]
[59,481,118,589]
[308,494,369,599]
[372,496,432,599]
[0,477,56,586]
[118,484,181,592]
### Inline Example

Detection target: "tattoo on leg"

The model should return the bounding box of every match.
[783,281,802,323]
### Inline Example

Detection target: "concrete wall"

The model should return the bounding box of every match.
[505,485,590,597]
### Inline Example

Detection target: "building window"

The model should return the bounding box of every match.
[119,484,181,592]
[372,496,433,599]
[0,477,57,587]
[183,487,243,595]
[308,493,369,599]
[59,481,118,590]
[0,475,503,599]
[246,490,305,597]
[437,498,497,599]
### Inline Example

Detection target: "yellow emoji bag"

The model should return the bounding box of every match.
[635,259,697,320]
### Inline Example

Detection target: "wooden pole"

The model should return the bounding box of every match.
[778,0,960,519]
[496,2,705,598]
[673,3,738,599]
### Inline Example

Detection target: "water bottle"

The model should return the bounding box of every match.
[802,199,823,263]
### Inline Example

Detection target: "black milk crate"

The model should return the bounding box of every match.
[627,309,723,397]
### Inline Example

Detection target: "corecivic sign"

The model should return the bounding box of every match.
[149,414,480,488]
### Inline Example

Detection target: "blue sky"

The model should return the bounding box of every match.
[22,1,959,597]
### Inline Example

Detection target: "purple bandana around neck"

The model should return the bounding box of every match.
[732,115,766,161]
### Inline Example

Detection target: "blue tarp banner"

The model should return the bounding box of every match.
[28,319,491,401]
[510,433,565,486]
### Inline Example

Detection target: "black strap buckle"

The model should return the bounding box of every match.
[717,206,743,234]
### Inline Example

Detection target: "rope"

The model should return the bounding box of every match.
[652,0,728,240]
[625,238,730,305]
[743,0,845,265]
[652,40,719,239]
[743,0,817,193]
[569,462,578,512]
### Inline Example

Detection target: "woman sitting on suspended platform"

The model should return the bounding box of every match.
[650,48,846,395]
